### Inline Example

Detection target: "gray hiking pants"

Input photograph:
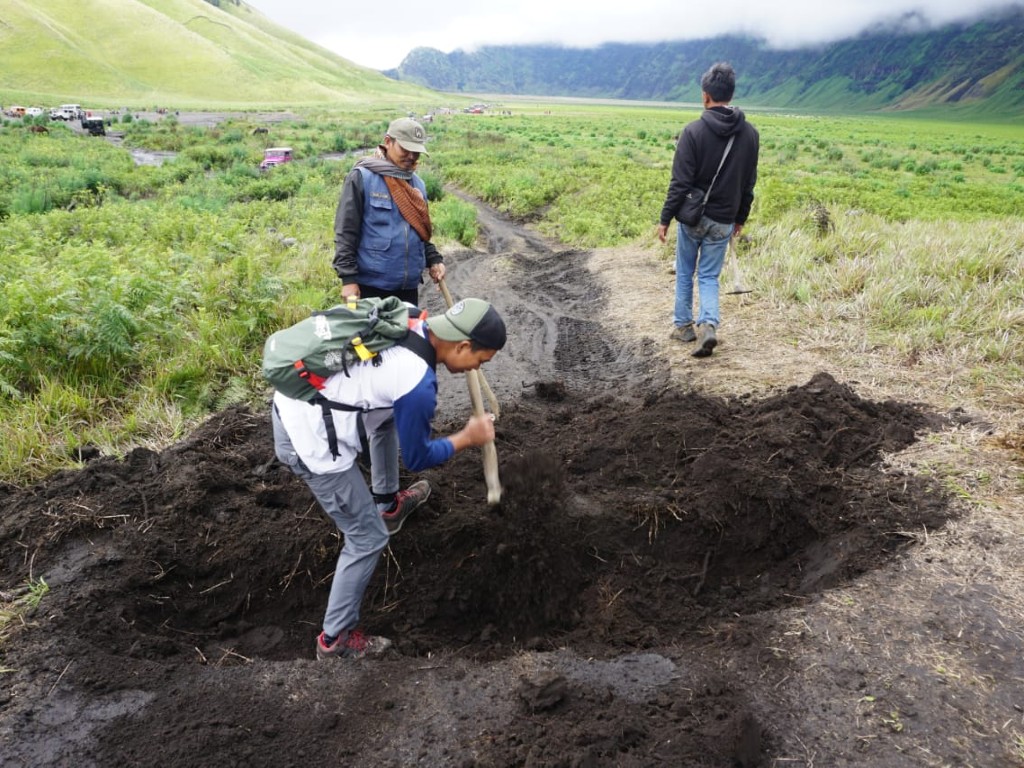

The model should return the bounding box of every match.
[362,408,399,500]
[272,407,389,638]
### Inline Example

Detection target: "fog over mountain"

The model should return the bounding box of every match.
[382,6,1024,114]
[245,0,1023,70]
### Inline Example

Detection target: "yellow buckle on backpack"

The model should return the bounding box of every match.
[350,336,374,361]
[344,297,374,359]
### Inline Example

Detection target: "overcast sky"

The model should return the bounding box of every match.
[245,0,1021,71]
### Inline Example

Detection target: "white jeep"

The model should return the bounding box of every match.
[51,104,83,121]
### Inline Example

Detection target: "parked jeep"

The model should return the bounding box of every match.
[51,104,84,121]
[81,117,106,136]
[259,147,293,171]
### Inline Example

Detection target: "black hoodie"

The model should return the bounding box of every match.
[659,105,759,227]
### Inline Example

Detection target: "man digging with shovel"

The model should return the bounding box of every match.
[271,298,506,659]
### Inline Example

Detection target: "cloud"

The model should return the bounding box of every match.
[247,0,1022,70]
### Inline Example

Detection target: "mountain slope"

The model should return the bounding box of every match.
[0,0,427,106]
[386,8,1024,114]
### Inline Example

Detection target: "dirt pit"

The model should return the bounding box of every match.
[3,197,1019,767]
[0,368,958,766]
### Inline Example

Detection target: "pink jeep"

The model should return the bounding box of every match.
[259,147,293,171]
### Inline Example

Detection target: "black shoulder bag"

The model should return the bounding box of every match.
[677,136,735,227]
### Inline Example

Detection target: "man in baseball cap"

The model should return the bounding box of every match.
[331,113,447,578]
[271,296,505,661]
[386,117,430,156]
[427,298,507,352]
[334,116,441,308]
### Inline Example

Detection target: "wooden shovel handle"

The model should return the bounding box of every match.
[467,370,502,505]
[437,279,501,419]
[437,278,502,505]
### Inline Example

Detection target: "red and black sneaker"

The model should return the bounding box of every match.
[316,629,392,660]
[381,480,431,534]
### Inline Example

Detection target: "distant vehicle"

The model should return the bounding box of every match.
[51,104,84,121]
[259,147,293,171]
[6,105,26,117]
[24,107,45,117]
[81,117,106,136]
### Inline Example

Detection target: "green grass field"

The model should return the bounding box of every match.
[0,106,1021,482]
[427,106,1023,242]
[0,0,427,107]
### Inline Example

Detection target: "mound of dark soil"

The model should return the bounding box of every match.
[0,371,955,766]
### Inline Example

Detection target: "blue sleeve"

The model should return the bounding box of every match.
[393,368,455,472]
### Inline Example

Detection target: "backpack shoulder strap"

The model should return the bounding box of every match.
[311,395,360,459]
[309,326,435,460]
[395,326,436,370]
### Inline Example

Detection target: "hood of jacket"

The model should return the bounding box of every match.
[700,105,746,137]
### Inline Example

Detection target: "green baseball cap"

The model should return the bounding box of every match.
[427,298,506,350]
[386,117,430,155]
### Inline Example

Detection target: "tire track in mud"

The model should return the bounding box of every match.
[437,191,666,414]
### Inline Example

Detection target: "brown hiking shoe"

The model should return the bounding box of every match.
[670,323,697,343]
[692,324,718,358]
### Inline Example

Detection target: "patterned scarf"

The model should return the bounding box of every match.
[355,153,433,242]
[383,176,432,242]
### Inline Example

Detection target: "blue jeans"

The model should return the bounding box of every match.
[674,217,735,328]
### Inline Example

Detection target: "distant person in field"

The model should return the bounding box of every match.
[657,62,760,358]
[272,298,506,659]
[332,117,447,525]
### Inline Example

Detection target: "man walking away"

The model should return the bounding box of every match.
[657,62,759,358]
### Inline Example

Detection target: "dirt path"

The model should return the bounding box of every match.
[1,198,1022,767]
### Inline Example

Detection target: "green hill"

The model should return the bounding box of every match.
[0,0,428,107]
[387,8,1024,116]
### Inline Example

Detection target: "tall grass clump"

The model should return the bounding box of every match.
[739,210,1024,394]
[0,121,354,481]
